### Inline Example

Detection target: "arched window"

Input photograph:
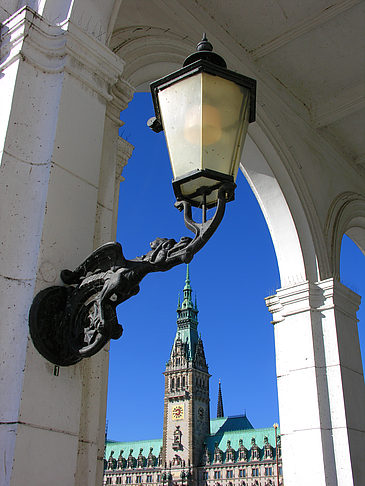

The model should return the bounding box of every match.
[171,378,175,390]
[176,377,180,389]
[182,376,185,389]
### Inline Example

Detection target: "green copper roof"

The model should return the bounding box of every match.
[205,424,281,459]
[105,438,163,461]
[106,419,280,461]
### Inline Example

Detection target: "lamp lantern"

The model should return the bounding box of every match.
[149,34,256,208]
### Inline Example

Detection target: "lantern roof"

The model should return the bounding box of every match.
[149,35,257,133]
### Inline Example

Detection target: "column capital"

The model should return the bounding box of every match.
[107,78,135,126]
[1,7,67,74]
[116,137,134,182]
[1,7,126,102]
[266,278,361,324]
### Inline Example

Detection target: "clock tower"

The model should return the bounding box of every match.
[162,266,210,483]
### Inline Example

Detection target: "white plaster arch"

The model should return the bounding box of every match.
[110,26,193,90]
[325,191,365,279]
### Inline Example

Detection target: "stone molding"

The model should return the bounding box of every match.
[107,77,135,126]
[266,278,360,324]
[116,137,134,182]
[0,7,67,74]
[316,278,361,319]
[1,7,125,101]
[64,21,125,101]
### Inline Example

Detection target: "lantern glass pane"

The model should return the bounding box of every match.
[158,70,250,206]
[158,74,202,179]
[200,73,250,180]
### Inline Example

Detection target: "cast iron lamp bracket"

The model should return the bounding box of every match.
[29,182,235,366]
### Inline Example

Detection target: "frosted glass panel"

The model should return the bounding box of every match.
[158,71,250,206]
[200,73,250,180]
[158,74,202,178]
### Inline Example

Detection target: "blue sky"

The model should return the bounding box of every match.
[106,93,365,442]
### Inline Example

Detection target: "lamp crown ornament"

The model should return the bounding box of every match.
[28,37,256,366]
[183,33,227,68]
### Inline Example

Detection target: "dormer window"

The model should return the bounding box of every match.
[263,437,273,459]
[250,438,260,461]
[225,440,235,462]
[214,443,223,463]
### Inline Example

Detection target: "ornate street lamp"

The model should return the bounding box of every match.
[29,35,256,366]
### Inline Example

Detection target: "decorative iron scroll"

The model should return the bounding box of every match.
[29,182,235,366]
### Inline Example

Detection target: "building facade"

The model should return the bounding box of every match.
[104,268,282,485]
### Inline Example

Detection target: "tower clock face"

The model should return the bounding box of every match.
[172,404,184,420]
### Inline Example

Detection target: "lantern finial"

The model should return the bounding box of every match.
[196,33,213,52]
[183,35,226,68]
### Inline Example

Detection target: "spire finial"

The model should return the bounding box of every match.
[186,263,190,283]
[217,380,224,418]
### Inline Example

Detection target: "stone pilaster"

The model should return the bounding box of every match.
[0,9,68,485]
[93,78,134,247]
[266,279,365,486]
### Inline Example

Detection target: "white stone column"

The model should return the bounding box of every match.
[0,9,67,485]
[0,6,131,486]
[266,279,365,486]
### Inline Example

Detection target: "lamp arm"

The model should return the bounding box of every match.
[28,182,235,366]
[175,181,235,256]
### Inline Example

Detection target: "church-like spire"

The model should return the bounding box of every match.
[182,263,193,308]
[217,380,224,418]
[171,265,200,361]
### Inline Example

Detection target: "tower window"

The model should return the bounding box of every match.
[214,471,221,479]
[226,470,233,478]
[171,378,175,390]
[176,377,180,389]
[182,376,185,388]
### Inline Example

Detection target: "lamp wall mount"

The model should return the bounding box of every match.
[29,183,235,366]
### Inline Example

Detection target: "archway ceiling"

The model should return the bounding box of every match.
[112,0,365,176]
